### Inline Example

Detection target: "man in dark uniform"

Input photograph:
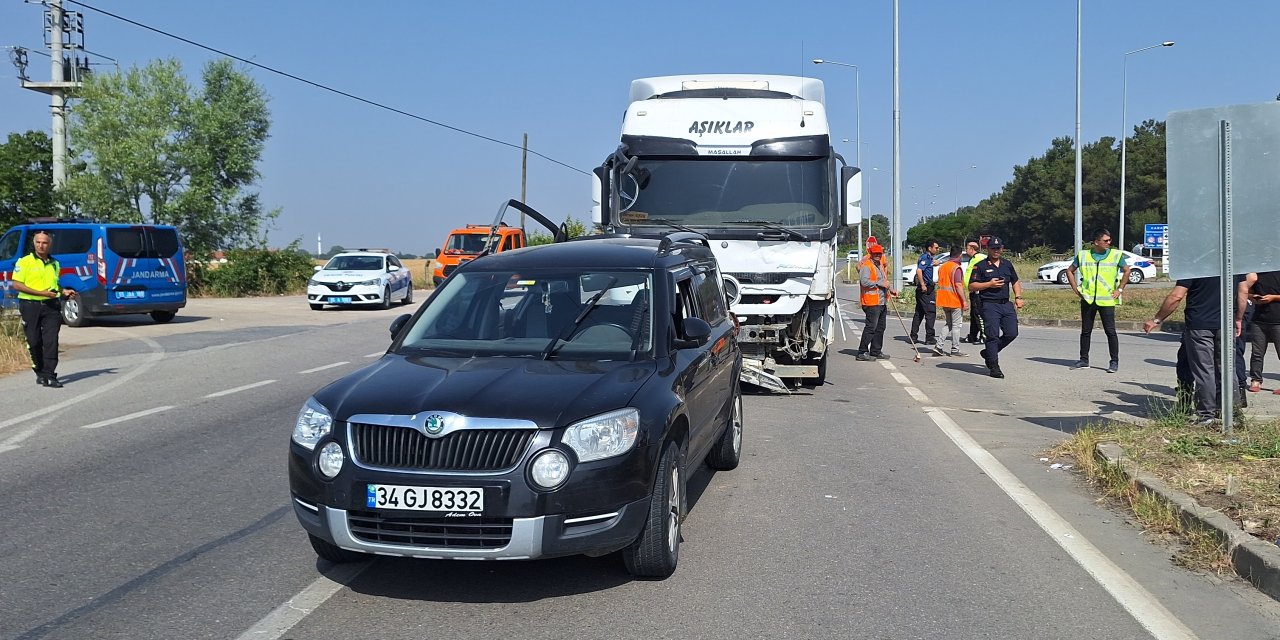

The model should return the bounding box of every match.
[967,237,1024,378]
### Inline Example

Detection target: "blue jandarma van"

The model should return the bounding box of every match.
[0,219,187,326]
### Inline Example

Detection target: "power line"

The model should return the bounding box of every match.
[60,0,589,176]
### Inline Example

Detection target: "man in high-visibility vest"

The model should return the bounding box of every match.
[855,241,897,361]
[961,241,986,344]
[10,231,78,388]
[935,245,969,356]
[1066,228,1130,373]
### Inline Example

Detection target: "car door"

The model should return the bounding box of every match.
[689,264,737,454]
[669,270,715,448]
[387,255,408,296]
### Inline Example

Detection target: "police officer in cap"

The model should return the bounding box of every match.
[967,236,1024,378]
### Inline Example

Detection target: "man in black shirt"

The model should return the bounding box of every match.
[967,237,1024,378]
[1246,270,1280,393]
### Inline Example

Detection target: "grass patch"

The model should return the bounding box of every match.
[1020,286,1181,323]
[0,310,32,376]
[1053,410,1280,572]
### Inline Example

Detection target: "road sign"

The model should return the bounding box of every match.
[1143,223,1168,249]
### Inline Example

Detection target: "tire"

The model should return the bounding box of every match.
[1056,270,1068,285]
[308,533,370,564]
[706,386,743,471]
[1128,269,1145,284]
[801,351,829,388]
[401,284,414,305]
[61,296,87,327]
[624,443,683,578]
[310,303,324,311]
[380,285,393,310]
[150,310,176,323]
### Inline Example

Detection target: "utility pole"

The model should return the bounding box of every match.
[19,0,87,194]
[520,133,529,230]
[892,0,902,282]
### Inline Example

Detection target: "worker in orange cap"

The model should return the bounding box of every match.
[856,239,898,361]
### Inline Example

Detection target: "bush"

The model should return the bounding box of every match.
[191,243,316,297]
[1021,244,1054,263]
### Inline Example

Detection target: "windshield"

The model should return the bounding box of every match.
[398,269,654,360]
[445,233,490,254]
[324,255,384,271]
[618,157,831,228]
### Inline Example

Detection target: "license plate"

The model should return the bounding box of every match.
[366,484,484,512]
[116,290,145,299]
[330,296,352,304]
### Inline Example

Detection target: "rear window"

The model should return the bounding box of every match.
[150,228,180,258]
[106,227,180,258]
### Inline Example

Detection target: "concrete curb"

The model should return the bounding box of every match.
[1093,439,1280,603]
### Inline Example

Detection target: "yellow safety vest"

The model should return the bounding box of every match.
[1076,248,1122,306]
[962,253,986,291]
[13,253,60,301]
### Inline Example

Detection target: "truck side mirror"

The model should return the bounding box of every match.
[841,166,862,227]
[434,248,441,258]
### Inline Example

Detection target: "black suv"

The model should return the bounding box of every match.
[288,217,743,578]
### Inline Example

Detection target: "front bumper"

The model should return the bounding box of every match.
[307,284,384,305]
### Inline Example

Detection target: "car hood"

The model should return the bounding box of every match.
[313,270,381,281]
[315,355,658,429]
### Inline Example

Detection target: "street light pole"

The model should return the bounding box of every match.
[813,58,862,256]
[1074,0,1083,255]
[1119,41,1174,253]
[954,165,977,213]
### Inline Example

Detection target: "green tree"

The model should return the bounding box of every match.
[528,215,589,246]
[63,58,273,256]
[0,131,54,229]
[326,245,346,257]
[1120,119,1167,250]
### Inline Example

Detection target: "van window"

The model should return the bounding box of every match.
[149,228,180,258]
[107,228,147,258]
[445,233,488,254]
[0,231,20,261]
[37,228,93,255]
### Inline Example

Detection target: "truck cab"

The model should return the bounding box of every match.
[432,224,526,286]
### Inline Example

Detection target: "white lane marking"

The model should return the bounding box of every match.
[204,380,277,399]
[299,362,350,374]
[80,406,174,430]
[890,372,912,386]
[921,406,1198,640]
[0,329,165,434]
[880,361,897,371]
[363,351,383,358]
[234,562,371,640]
[904,387,930,403]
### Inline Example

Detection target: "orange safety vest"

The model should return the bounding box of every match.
[936,259,964,309]
[859,256,888,306]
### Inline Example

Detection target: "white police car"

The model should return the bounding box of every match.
[307,251,414,310]
[1037,250,1157,285]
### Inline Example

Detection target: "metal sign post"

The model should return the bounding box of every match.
[1218,120,1234,435]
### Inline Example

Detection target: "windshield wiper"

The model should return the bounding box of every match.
[540,277,618,360]
[724,220,806,241]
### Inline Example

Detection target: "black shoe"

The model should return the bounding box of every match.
[1106,361,1118,374]
[44,376,63,388]
[873,353,890,360]
[856,353,875,362]
[1071,360,1088,370]
[36,375,47,386]
[989,366,1005,379]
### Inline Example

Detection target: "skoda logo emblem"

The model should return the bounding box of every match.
[424,414,446,435]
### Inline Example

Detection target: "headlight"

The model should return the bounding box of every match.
[562,408,639,462]
[318,442,345,478]
[307,278,319,286]
[529,449,570,489]
[356,278,380,286]
[292,397,333,450]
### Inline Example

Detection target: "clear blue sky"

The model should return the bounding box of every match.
[2,0,1276,254]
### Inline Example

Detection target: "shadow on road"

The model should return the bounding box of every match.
[1021,415,1097,435]
[935,362,989,376]
[81,314,212,327]
[1144,358,1176,367]
[1026,356,1080,368]
[1135,330,1181,343]
[57,367,118,384]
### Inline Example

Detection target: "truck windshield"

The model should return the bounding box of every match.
[618,157,830,228]
[397,269,653,360]
[445,233,490,254]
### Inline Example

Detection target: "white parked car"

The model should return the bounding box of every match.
[307,250,415,310]
[901,262,942,286]
[1036,250,1157,285]
[846,250,860,263]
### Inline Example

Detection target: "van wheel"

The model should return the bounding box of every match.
[61,296,87,327]
[308,533,370,564]
[150,310,176,323]
[623,442,683,579]
[401,285,414,305]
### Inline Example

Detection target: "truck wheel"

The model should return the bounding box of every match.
[815,351,828,386]
[706,386,743,471]
[150,310,176,323]
[61,296,87,327]
[623,442,683,578]
[308,533,370,564]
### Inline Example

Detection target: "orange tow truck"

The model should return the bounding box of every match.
[432,223,527,286]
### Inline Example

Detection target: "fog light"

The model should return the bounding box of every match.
[318,442,344,478]
[530,449,570,489]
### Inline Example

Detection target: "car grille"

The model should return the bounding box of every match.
[350,423,536,471]
[347,510,513,548]
[324,282,355,292]
[442,264,458,277]
[727,272,793,285]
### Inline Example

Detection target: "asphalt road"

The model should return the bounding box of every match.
[1,292,1278,639]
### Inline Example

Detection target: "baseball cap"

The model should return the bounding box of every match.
[987,237,1005,250]
[867,241,884,253]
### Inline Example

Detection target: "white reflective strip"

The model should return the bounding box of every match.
[564,512,619,525]
[921,406,1198,640]
[205,380,276,398]
[299,362,349,374]
[80,406,174,430]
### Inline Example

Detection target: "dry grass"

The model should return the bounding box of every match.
[1054,412,1280,572]
[0,310,32,376]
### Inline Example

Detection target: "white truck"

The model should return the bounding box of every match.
[591,74,862,392]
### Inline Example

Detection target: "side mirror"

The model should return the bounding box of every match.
[674,317,712,349]
[434,248,442,258]
[313,265,323,272]
[389,313,411,340]
[388,264,400,272]
[841,166,862,227]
